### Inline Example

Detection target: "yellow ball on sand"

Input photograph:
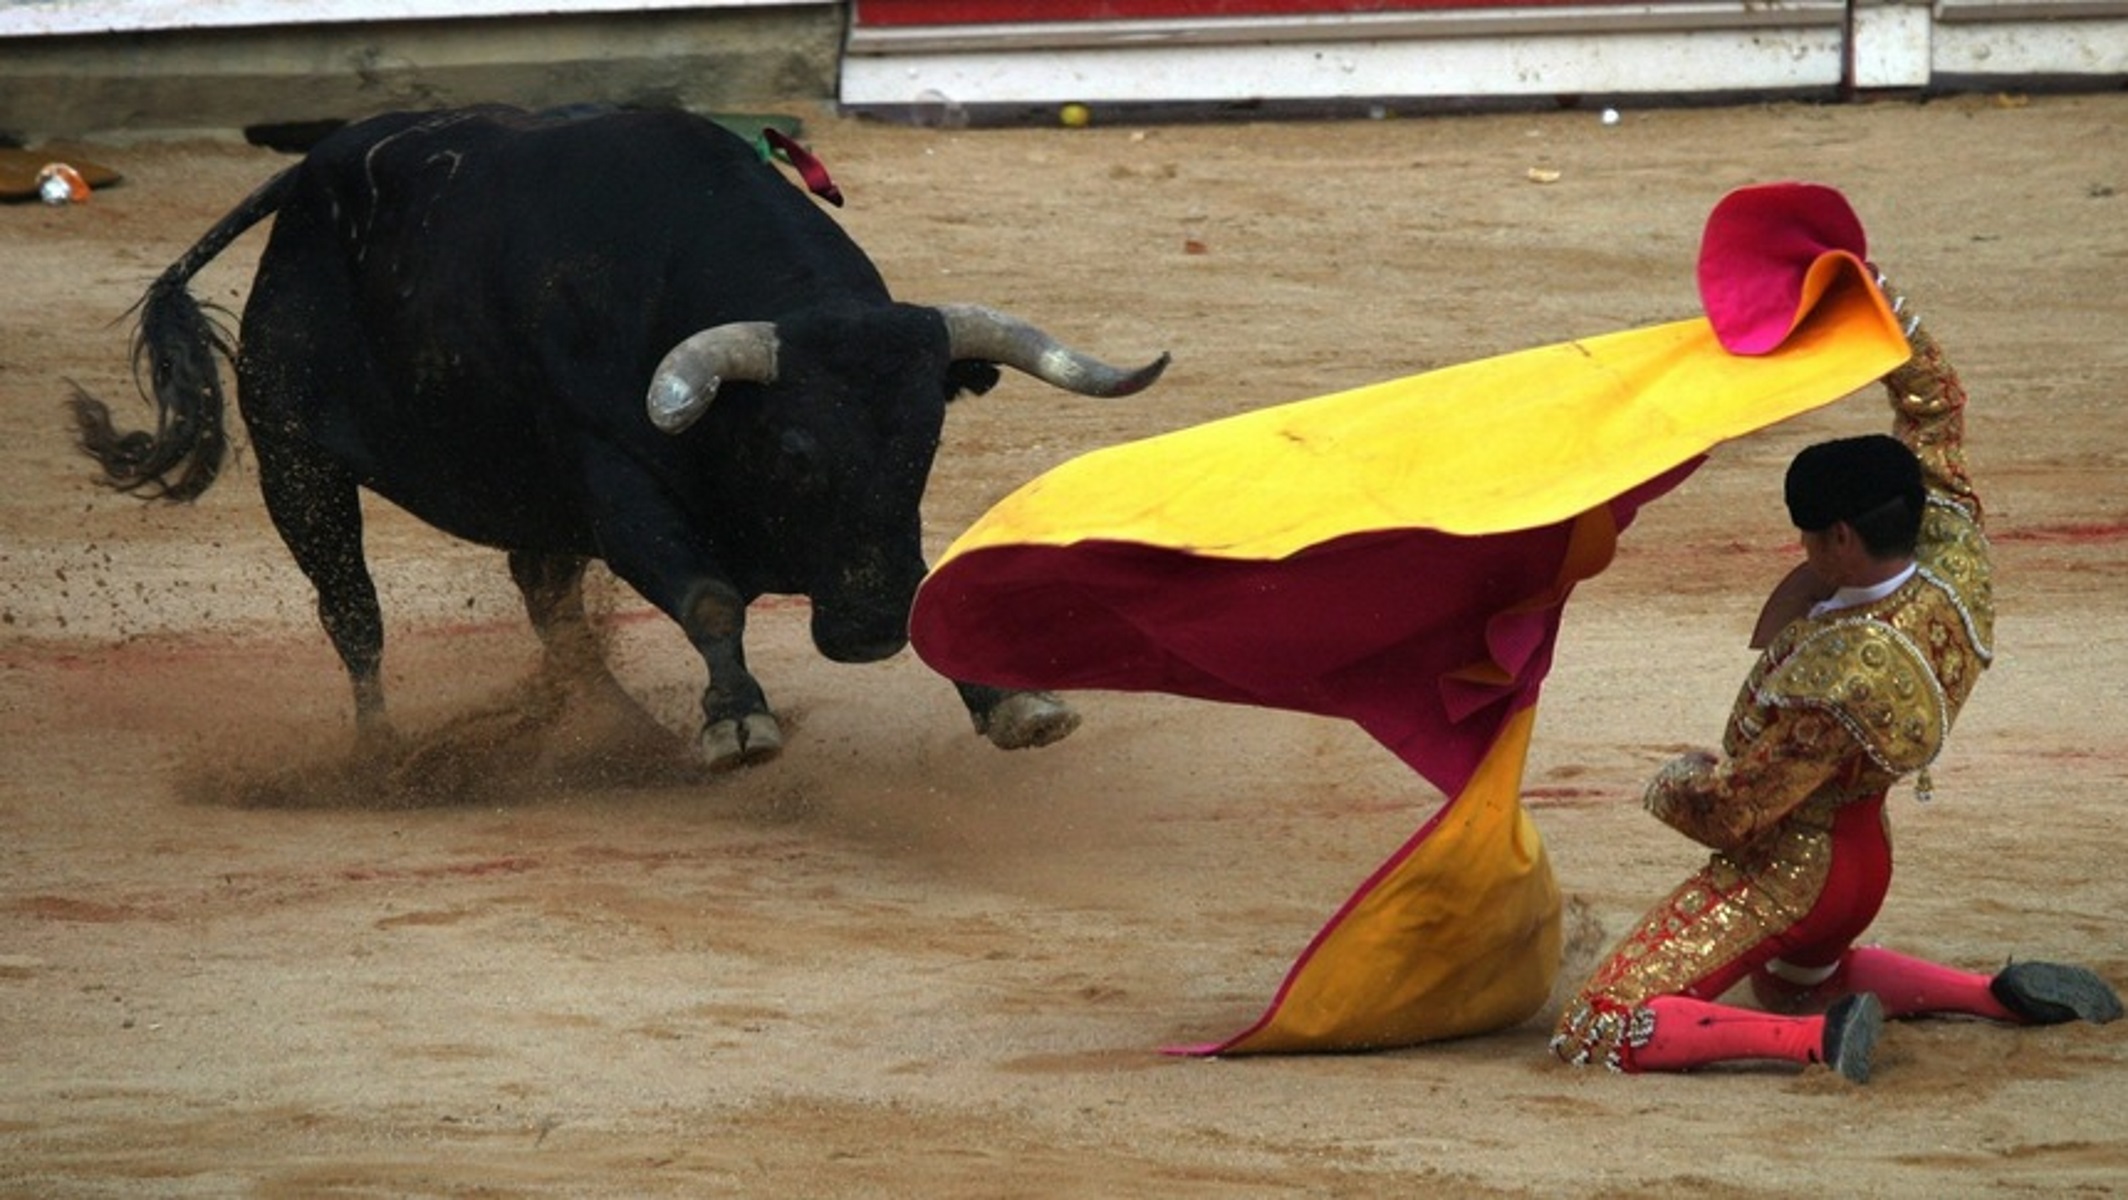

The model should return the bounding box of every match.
[1059,103,1091,129]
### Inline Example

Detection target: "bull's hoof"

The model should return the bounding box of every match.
[698,713,784,771]
[977,690,1081,751]
[352,720,405,763]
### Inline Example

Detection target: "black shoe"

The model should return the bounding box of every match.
[1990,962,2124,1026]
[1821,992,1884,1084]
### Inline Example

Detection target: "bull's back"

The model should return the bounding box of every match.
[302,105,882,339]
[246,105,883,549]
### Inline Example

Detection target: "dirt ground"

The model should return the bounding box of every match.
[3,91,2125,1198]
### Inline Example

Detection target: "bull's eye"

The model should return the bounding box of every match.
[779,427,825,495]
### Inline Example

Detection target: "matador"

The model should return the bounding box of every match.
[1550,272,2122,1081]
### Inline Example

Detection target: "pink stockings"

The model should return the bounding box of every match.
[1624,947,2018,1074]
[1753,945,2017,1021]
[1628,994,1833,1072]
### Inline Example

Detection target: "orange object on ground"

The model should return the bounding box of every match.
[0,145,120,201]
[36,163,91,204]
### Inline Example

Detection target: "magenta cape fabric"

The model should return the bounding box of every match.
[911,466,1694,797]
[1700,181,1870,354]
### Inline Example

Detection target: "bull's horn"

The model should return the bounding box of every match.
[646,322,780,434]
[938,304,1169,397]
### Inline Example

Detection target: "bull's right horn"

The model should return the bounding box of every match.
[938,304,1169,397]
[646,322,780,434]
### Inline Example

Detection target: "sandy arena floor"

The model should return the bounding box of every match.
[3,92,2125,1197]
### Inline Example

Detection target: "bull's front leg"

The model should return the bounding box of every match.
[680,578,784,770]
[954,680,1081,750]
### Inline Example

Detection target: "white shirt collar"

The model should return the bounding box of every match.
[1809,562,1918,617]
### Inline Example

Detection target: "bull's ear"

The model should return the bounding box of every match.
[945,361,1001,400]
[647,322,779,433]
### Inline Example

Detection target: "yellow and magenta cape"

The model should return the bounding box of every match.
[910,182,1910,1053]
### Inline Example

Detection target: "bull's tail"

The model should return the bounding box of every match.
[69,166,299,502]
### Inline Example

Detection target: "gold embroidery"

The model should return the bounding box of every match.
[1916,498,1993,662]
[1550,816,1838,1069]
[1758,618,1947,775]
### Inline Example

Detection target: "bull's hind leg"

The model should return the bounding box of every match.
[508,551,603,686]
[955,681,1082,750]
[506,551,649,718]
[253,440,389,748]
[239,201,399,753]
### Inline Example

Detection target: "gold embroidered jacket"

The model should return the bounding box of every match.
[1642,323,1994,853]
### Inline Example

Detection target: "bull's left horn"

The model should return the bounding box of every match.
[646,322,780,434]
[938,304,1169,397]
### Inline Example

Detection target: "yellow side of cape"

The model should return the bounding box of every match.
[1218,705,1561,1052]
[939,276,1907,563]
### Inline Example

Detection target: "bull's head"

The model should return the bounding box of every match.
[643,304,1168,664]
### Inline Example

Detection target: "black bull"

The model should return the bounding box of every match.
[70,104,1168,770]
